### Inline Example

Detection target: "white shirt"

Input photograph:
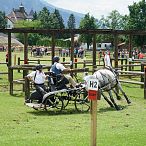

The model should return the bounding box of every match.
[27,70,46,84]
[50,62,66,72]
[104,54,111,67]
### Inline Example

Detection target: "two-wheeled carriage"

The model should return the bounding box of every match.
[25,72,90,113]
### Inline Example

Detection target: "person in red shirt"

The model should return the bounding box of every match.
[138,51,145,59]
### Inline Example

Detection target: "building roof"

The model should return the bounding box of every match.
[7,3,33,23]
[0,35,24,47]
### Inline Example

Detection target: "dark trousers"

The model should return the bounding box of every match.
[35,84,47,103]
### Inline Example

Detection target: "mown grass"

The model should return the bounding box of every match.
[0,84,146,146]
[0,51,146,146]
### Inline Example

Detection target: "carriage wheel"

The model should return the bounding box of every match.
[63,98,70,109]
[44,95,64,113]
[60,94,70,109]
[74,90,90,112]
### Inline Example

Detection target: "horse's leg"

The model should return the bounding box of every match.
[117,81,131,104]
[108,90,121,110]
[112,88,121,100]
[100,91,114,108]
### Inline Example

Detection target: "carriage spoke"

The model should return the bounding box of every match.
[75,92,90,112]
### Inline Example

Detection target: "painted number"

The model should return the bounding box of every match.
[89,81,98,89]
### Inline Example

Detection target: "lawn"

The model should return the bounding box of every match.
[0,84,146,146]
[0,51,146,146]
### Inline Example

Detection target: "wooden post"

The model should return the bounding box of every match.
[90,100,97,146]
[23,33,28,91]
[111,58,113,67]
[114,32,118,69]
[38,59,40,64]
[63,57,65,62]
[121,59,123,72]
[24,33,28,65]
[74,58,77,76]
[114,32,119,93]
[144,66,146,99]
[25,76,30,101]
[83,60,86,68]
[51,32,55,65]
[9,68,13,95]
[141,63,144,88]
[87,77,99,146]
[8,32,12,82]
[14,54,16,66]
[125,59,127,71]
[18,57,20,73]
[129,35,132,72]
[70,32,74,69]
[93,34,96,73]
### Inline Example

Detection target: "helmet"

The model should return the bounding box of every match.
[36,64,43,70]
[53,56,60,62]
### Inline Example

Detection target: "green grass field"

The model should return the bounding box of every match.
[0,51,146,146]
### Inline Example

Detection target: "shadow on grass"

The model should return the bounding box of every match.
[27,108,89,116]
[98,105,128,113]
[11,93,24,98]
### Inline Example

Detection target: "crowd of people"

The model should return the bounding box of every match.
[30,46,48,57]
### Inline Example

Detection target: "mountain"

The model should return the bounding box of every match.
[0,0,84,27]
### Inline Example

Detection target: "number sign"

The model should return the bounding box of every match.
[86,75,98,91]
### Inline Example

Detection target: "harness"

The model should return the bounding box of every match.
[95,68,117,91]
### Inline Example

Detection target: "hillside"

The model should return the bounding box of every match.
[0,0,84,27]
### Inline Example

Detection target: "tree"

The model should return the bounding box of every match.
[105,10,124,30]
[67,14,76,29]
[54,9,65,29]
[33,11,38,21]
[14,20,41,28]
[0,11,6,28]
[54,9,65,38]
[79,13,97,49]
[128,0,146,49]
[38,7,50,28]
[97,11,128,45]
[49,13,60,29]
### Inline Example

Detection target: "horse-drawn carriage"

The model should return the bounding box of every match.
[25,71,90,112]
[25,66,131,112]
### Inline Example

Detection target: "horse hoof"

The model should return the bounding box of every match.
[127,100,131,104]
[116,106,123,110]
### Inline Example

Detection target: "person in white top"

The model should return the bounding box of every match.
[104,51,111,67]
[27,65,47,103]
[50,56,80,88]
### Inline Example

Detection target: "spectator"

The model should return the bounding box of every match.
[104,51,111,67]
[138,51,145,59]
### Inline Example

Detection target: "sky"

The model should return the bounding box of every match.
[44,0,140,18]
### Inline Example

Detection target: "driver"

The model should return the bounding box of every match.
[50,56,80,88]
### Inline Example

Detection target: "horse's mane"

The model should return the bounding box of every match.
[94,66,118,78]
[95,66,114,72]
